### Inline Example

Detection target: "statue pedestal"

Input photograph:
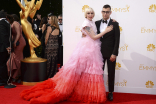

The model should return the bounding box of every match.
[21,57,47,86]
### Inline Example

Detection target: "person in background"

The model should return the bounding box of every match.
[1,9,7,15]
[38,17,47,40]
[58,14,63,33]
[57,29,63,68]
[44,15,59,78]
[57,14,63,67]
[0,11,15,88]
[6,14,26,83]
[39,17,48,58]
[33,12,41,38]
[32,14,41,57]
[47,12,53,26]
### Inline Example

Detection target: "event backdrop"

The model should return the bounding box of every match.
[63,0,156,95]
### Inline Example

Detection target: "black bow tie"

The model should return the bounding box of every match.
[59,24,62,25]
[102,20,107,24]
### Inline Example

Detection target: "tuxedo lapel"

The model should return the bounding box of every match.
[97,19,112,35]
[101,19,113,38]
[108,19,113,26]
[99,19,102,26]
[96,19,102,34]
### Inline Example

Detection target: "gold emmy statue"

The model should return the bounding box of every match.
[16,0,46,63]
[16,0,47,86]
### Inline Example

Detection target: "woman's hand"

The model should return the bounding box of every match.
[105,25,113,33]
[6,47,11,54]
[82,33,86,37]
[112,19,117,22]
[39,27,42,31]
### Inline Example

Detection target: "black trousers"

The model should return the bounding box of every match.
[103,57,116,92]
[58,45,63,67]
[0,51,9,85]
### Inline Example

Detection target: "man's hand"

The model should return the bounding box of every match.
[82,33,86,37]
[110,55,116,62]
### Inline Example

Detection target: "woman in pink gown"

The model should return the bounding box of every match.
[20,7,113,104]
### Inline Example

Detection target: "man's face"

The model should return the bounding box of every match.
[37,14,41,20]
[58,16,62,24]
[101,8,111,20]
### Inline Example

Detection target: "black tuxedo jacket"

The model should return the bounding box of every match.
[95,19,120,57]
[0,19,10,52]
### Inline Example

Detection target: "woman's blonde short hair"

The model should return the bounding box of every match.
[84,7,95,18]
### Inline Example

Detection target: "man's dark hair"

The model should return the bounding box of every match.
[6,14,14,24]
[0,11,6,18]
[11,14,20,22]
[58,14,62,17]
[36,11,41,15]
[48,12,53,17]
[35,12,41,19]
[39,17,47,28]
[103,4,111,10]
[1,9,7,14]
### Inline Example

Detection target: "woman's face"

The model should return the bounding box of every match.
[86,11,94,21]
[48,17,51,24]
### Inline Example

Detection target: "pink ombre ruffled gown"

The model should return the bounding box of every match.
[20,18,106,104]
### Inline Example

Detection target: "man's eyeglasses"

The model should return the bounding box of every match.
[59,19,62,21]
[102,11,110,14]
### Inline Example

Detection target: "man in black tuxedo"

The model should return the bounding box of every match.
[95,5,120,101]
[0,11,15,88]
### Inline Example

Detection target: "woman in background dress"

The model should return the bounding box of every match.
[6,14,26,83]
[39,17,48,58]
[44,15,59,78]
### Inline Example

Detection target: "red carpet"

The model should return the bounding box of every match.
[0,84,156,104]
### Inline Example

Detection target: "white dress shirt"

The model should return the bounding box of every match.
[58,22,63,32]
[100,18,110,33]
[0,18,9,24]
[0,18,5,21]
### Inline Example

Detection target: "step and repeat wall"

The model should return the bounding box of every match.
[63,0,156,95]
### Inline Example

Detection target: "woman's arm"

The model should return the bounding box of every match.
[83,25,113,40]
[13,22,21,47]
[42,24,46,33]
[45,26,52,45]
